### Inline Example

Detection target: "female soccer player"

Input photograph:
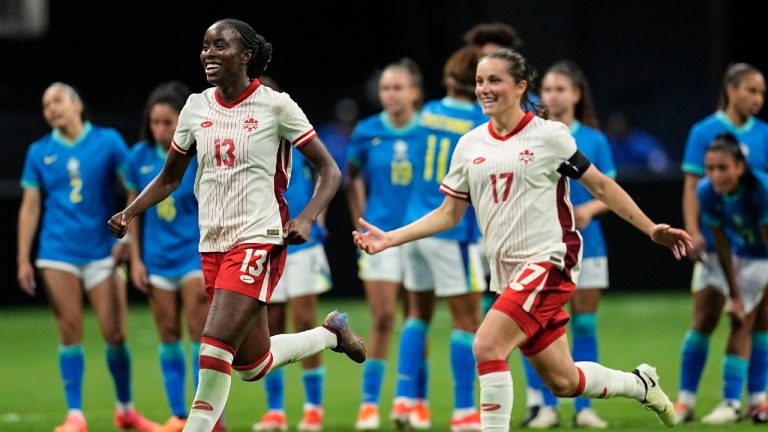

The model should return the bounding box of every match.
[107,19,365,432]
[123,81,209,432]
[18,82,157,432]
[676,62,768,424]
[353,48,691,432]
[345,58,424,430]
[694,133,768,425]
[392,46,487,432]
[521,60,616,429]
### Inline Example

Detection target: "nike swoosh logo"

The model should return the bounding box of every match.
[43,155,58,165]
[481,403,501,411]
[139,165,155,174]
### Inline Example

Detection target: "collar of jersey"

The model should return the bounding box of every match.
[569,119,582,136]
[723,182,744,203]
[215,79,261,109]
[379,111,420,135]
[441,96,477,111]
[488,111,534,141]
[52,121,93,148]
[715,110,755,134]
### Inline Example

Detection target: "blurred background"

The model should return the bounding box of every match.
[0,0,763,304]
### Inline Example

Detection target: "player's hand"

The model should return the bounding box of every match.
[726,297,746,324]
[17,260,36,296]
[283,215,312,245]
[573,206,593,231]
[130,258,149,294]
[108,211,132,238]
[352,218,391,255]
[687,231,707,262]
[650,224,694,260]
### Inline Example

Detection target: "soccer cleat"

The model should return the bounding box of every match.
[525,406,559,429]
[751,401,768,424]
[701,401,740,425]
[252,411,287,432]
[54,412,88,432]
[573,408,608,429]
[157,416,186,432]
[355,404,380,430]
[390,399,412,430]
[409,400,432,430]
[521,405,541,427]
[114,409,160,432]
[632,364,675,427]
[323,310,367,363]
[450,410,481,432]
[673,402,694,424]
[297,405,324,431]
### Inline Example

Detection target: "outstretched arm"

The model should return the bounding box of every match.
[578,165,692,259]
[682,173,705,260]
[107,148,193,238]
[353,195,469,254]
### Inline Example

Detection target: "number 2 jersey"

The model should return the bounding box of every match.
[21,122,128,263]
[440,112,583,292]
[171,79,317,252]
[124,141,201,276]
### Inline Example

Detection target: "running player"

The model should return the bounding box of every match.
[353,48,691,432]
[676,62,768,424]
[521,60,615,429]
[392,46,487,432]
[346,58,424,430]
[107,19,365,432]
[17,82,158,432]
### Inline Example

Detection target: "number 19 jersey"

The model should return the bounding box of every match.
[171,79,317,252]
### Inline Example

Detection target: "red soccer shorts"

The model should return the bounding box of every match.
[491,261,576,356]
[201,243,286,304]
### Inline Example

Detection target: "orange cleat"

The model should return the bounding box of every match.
[450,410,481,432]
[298,405,324,431]
[53,412,87,432]
[252,411,287,431]
[114,409,160,432]
[409,400,431,430]
[157,416,186,432]
[355,404,380,430]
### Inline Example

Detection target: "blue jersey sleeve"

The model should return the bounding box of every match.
[593,132,617,178]
[696,179,722,228]
[124,146,141,192]
[682,124,707,176]
[346,125,367,169]
[20,144,41,189]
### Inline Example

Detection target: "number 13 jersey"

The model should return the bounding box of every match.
[171,79,317,252]
[440,112,583,293]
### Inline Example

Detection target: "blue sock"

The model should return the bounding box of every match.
[159,342,187,417]
[190,341,201,391]
[416,360,428,400]
[264,368,285,411]
[723,354,749,402]
[679,330,709,394]
[395,319,427,399]
[749,332,768,397]
[572,313,597,412]
[450,330,476,409]
[302,367,325,406]
[59,345,84,410]
[522,355,557,406]
[106,344,132,404]
[362,359,386,404]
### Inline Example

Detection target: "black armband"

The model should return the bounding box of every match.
[557,150,591,179]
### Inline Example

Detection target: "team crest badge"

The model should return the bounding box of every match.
[243,117,259,132]
[519,149,534,165]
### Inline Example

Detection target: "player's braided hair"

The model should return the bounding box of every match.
[217,19,273,78]
[484,48,540,114]
[140,81,191,144]
[444,46,480,100]
[718,62,762,110]
[545,60,599,129]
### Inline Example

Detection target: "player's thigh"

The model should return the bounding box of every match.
[446,292,482,332]
[87,272,127,344]
[267,303,287,336]
[204,289,267,351]
[527,334,579,395]
[289,294,319,332]
[40,268,84,341]
[147,283,182,342]
[474,309,528,361]
[232,305,271,366]
[364,281,400,318]
[571,289,601,314]
[692,287,725,333]
[180,273,208,341]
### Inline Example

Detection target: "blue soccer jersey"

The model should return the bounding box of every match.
[124,141,201,277]
[698,171,768,258]
[346,112,421,231]
[21,122,128,263]
[405,97,487,241]
[570,121,616,258]
[682,111,768,249]
[284,147,323,252]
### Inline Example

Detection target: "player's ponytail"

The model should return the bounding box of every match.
[484,48,541,115]
[217,18,273,78]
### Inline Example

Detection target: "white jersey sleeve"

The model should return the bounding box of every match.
[547,121,578,172]
[439,135,471,202]
[171,95,197,155]
[275,92,317,149]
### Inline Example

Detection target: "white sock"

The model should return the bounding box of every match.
[750,392,766,407]
[478,360,513,432]
[184,339,235,432]
[677,390,696,407]
[526,388,544,407]
[574,361,645,401]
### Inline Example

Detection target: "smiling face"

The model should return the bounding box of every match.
[42,86,82,129]
[200,22,251,86]
[705,149,745,194]
[474,57,526,118]
[727,71,766,118]
[149,103,179,148]
[378,68,419,116]
[541,72,580,119]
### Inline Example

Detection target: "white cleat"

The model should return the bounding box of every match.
[633,364,675,427]
[573,408,608,429]
[526,406,559,429]
[701,401,740,425]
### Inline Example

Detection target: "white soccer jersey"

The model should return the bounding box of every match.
[171,79,317,252]
[440,112,583,293]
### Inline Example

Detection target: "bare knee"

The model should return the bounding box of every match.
[546,373,579,397]
[473,333,505,362]
[103,329,126,345]
[371,309,396,336]
[157,319,182,344]
[58,319,83,346]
